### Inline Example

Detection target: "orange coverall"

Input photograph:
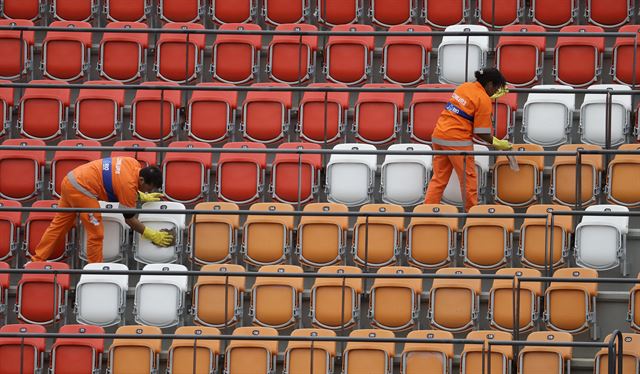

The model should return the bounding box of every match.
[424,81,493,212]
[33,157,141,263]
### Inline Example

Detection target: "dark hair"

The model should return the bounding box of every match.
[474,68,506,88]
[139,166,163,188]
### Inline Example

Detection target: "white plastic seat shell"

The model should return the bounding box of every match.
[580,84,631,147]
[522,85,575,147]
[575,204,629,273]
[326,143,377,207]
[75,262,129,327]
[438,25,489,84]
[381,143,432,206]
[134,263,189,328]
[134,201,186,265]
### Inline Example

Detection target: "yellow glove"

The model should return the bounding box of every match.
[142,227,174,247]
[489,86,509,100]
[492,137,512,151]
[138,191,163,202]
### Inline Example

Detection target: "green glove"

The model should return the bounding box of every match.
[489,86,509,100]
[138,191,163,202]
[142,227,174,247]
[492,137,512,151]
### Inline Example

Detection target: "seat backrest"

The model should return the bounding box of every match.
[344,329,395,373]
[430,267,481,331]
[193,264,246,327]
[0,324,46,374]
[311,266,362,329]
[402,330,453,374]
[52,324,105,374]
[462,330,513,373]
[519,331,572,374]
[546,268,598,333]
[110,325,162,374]
[76,262,128,326]
[190,201,239,264]
[490,268,542,331]
[370,266,422,330]
[226,327,278,374]
[285,328,337,374]
[252,265,304,328]
[18,261,70,324]
[169,326,221,374]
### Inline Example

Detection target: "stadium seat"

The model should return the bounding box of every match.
[211,23,262,84]
[98,22,149,83]
[134,263,188,327]
[0,139,45,201]
[492,89,518,140]
[189,202,239,264]
[108,326,162,374]
[74,80,125,141]
[50,325,104,374]
[496,25,546,87]
[0,81,13,136]
[423,0,470,28]
[0,324,46,374]
[316,0,361,26]
[343,329,395,374]
[441,144,490,207]
[522,85,575,147]
[210,0,256,24]
[324,24,375,85]
[408,84,454,143]
[594,333,640,373]
[133,201,186,264]
[370,0,416,27]
[112,140,157,167]
[130,81,182,142]
[75,263,128,327]
[310,265,362,329]
[460,331,512,374]
[243,202,294,266]
[354,84,404,144]
[406,204,458,269]
[580,84,632,147]
[428,267,481,332]
[518,331,573,374]
[352,204,404,268]
[381,144,432,206]
[284,329,336,374]
[611,25,640,85]
[326,143,377,206]
[51,0,96,22]
[476,0,523,27]
[16,261,70,325]
[550,144,602,206]
[488,268,542,332]
[251,265,303,329]
[18,80,70,141]
[0,19,34,81]
[24,200,72,262]
[575,204,629,273]
[270,142,322,204]
[216,142,267,204]
[168,326,220,374]
[587,0,632,28]
[544,267,598,335]
[297,83,349,143]
[493,143,544,207]
[241,82,292,143]
[162,141,212,203]
[369,266,422,331]
[41,21,92,81]
[186,83,237,143]
[105,0,150,22]
[159,0,203,23]
[530,0,576,28]
[192,264,246,328]
[79,202,128,263]
[629,277,640,332]
[606,144,640,207]
[263,0,309,25]
[462,204,514,269]
[154,23,205,83]
[401,330,454,374]
[519,204,573,269]
[225,327,278,374]
[50,139,101,198]
[438,25,489,84]
[0,200,20,261]
[297,203,348,267]
[554,25,605,87]
[267,23,318,84]
[381,25,432,85]
[0,0,42,21]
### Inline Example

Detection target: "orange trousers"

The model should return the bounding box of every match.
[424,143,478,212]
[33,177,104,263]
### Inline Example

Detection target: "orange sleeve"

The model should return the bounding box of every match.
[472,94,493,136]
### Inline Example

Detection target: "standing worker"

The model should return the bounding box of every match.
[32,156,175,263]
[424,68,512,212]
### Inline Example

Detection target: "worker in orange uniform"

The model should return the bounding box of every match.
[424,68,512,212]
[32,157,175,263]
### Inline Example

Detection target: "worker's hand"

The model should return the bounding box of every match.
[142,227,174,247]
[492,137,513,151]
[138,191,164,202]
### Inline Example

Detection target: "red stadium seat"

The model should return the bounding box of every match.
[130,81,182,142]
[0,139,45,201]
[494,90,518,140]
[409,84,454,144]
[99,22,149,83]
[217,142,267,204]
[241,83,292,143]
[371,0,416,27]
[210,0,256,24]
[0,19,35,80]
[264,0,309,25]
[50,140,101,198]
[105,0,151,22]
[155,23,206,83]
[267,23,318,84]
[317,0,360,26]
[382,25,432,86]
[496,25,546,87]
[611,25,640,85]
[271,142,322,204]
[18,80,70,140]
[42,21,92,81]
[24,200,72,261]
[16,262,70,325]
[0,261,8,315]
[186,83,237,143]
[423,0,469,29]
[211,23,262,84]
[52,0,96,22]
[1,0,42,21]
[587,0,631,28]
[50,325,104,374]
[531,0,576,28]
[74,80,125,141]
[0,200,20,261]
[0,324,46,374]
[163,141,212,203]
[354,84,404,144]
[159,0,203,23]
[112,140,157,167]
[324,24,375,85]
[298,83,349,144]
[477,0,523,28]
[554,25,605,87]
[0,81,13,138]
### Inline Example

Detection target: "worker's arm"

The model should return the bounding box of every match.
[125,216,146,234]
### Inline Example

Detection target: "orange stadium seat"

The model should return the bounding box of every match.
[402,330,454,374]
[408,84,454,144]
[310,265,362,330]
[0,324,46,374]
[297,83,349,143]
[155,23,205,83]
[369,266,422,331]
[210,0,256,24]
[0,19,35,81]
[18,80,70,141]
[192,264,246,328]
[111,140,157,167]
[0,81,12,137]
[0,200,20,261]
[251,265,303,329]
[519,331,573,374]
[108,326,162,374]
[271,142,322,204]
[461,331,513,374]
[353,203,404,269]
[0,139,45,201]
[225,327,278,374]
[267,23,318,84]
[50,139,101,198]
[519,204,573,269]
[628,274,640,331]
[74,80,125,141]
[241,82,292,143]
[130,81,182,142]
[1,0,42,21]
[0,261,8,317]
[317,0,361,26]
[162,141,212,203]
[243,202,294,266]
[606,143,640,207]
[264,0,310,25]
[105,0,150,22]
[551,144,603,206]
[50,325,104,374]
[16,261,70,325]
[531,0,576,28]
[284,329,336,374]
[496,25,546,87]
[611,25,640,85]
[462,205,514,270]
[423,0,469,28]
[382,25,432,86]
[406,204,458,269]
[343,329,395,374]
[370,0,416,27]
[324,24,375,85]
[354,84,404,144]
[429,267,481,333]
[477,0,523,28]
[186,83,237,143]
[51,0,96,22]
[98,22,149,83]
[493,143,544,207]
[488,268,542,332]
[159,0,203,23]
[167,326,220,374]
[42,21,92,82]
[216,142,267,204]
[554,25,605,87]
[211,23,262,84]
[587,0,632,28]
[594,333,640,373]
[189,202,239,264]
[544,268,598,334]
[297,203,348,267]
[24,200,72,262]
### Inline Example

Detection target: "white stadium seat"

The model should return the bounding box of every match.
[580,84,631,147]
[134,201,186,265]
[134,263,189,328]
[75,263,128,327]
[381,144,432,206]
[79,201,129,263]
[438,25,489,84]
[442,144,490,207]
[522,85,575,147]
[326,143,377,207]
